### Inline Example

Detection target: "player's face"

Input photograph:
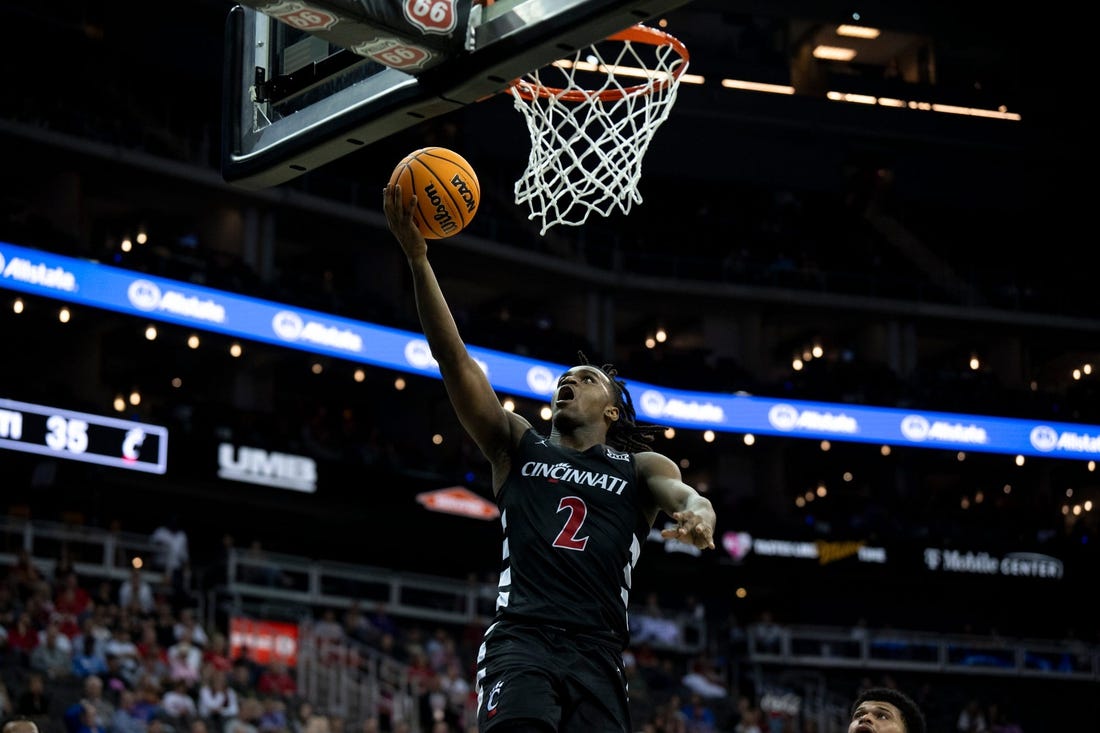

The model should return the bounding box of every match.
[552,365,617,424]
[848,701,907,733]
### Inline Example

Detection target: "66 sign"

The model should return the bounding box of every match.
[0,398,168,474]
[404,0,458,34]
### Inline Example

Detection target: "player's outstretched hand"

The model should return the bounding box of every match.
[383,184,427,260]
[661,511,716,550]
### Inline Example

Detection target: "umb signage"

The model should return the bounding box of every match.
[217,443,317,493]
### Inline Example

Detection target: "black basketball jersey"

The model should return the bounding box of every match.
[491,428,652,648]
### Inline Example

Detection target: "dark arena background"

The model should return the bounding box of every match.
[0,1,1095,732]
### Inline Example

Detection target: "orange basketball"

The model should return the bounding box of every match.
[388,147,480,239]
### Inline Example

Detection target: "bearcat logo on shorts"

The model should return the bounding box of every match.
[486,679,503,717]
[404,0,458,34]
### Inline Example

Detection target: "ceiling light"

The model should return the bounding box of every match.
[836,24,880,39]
[813,45,857,61]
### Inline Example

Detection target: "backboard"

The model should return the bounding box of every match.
[222,0,696,189]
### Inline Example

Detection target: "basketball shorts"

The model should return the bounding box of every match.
[475,621,631,733]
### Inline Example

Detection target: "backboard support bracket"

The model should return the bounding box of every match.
[222,0,696,189]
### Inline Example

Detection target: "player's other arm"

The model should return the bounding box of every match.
[383,184,519,458]
[637,451,716,550]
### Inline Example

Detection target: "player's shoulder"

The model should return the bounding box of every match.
[633,449,678,475]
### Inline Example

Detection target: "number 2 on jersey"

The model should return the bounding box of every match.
[552,496,590,551]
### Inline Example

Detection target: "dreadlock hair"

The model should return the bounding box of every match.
[576,351,664,454]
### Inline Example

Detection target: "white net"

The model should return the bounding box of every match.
[508,25,688,235]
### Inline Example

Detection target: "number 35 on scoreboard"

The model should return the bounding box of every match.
[0,397,168,474]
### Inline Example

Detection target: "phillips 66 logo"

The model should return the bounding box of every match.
[404,0,457,34]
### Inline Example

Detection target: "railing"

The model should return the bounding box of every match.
[296,620,420,729]
[742,623,1100,681]
[0,515,164,584]
[5,515,1096,687]
[222,546,498,628]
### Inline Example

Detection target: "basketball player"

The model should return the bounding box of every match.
[849,687,926,733]
[3,720,41,733]
[383,184,717,733]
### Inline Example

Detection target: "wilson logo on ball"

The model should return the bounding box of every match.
[389,147,480,239]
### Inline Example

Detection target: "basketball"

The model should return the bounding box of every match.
[388,147,480,239]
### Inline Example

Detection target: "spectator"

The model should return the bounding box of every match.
[203,631,233,673]
[311,608,346,648]
[239,541,283,588]
[136,637,170,686]
[341,602,376,646]
[166,629,203,687]
[957,698,989,733]
[6,611,39,664]
[257,696,288,733]
[109,688,147,733]
[131,680,166,724]
[227,697,263,733]
[173,608,209,648]
[288,701,321,733]
[73,632,110,679]
[632,592,681,646]
[681,657,728,700]
[14,671,51,721]
[101,653,134,700]
[118,568,156,617]
[161,678,199,724]
[7,549,44,603]
[681,692,719,733]
[734,695,765,733]
[30,619,74,681]
[150,516,190,608]
[256,658,298,700]
[104,626,141,685]
[79,675,117,726]
[200,670,241,729]
[749,610,783,654]
[54,570,93,636]
[230,656,259,697]
[64,699,110,733]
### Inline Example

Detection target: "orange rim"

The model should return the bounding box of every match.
[509,24,689,103]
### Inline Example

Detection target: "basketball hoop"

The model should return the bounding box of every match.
[507,24,690,235]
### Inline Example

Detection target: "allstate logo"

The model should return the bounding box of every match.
[1030,425,1059,452]
[767,404,799,431]
[404,339,437,369]
[526,366,556,395]
[639,390,666,417]
[900,415,930,441]
[272,311,304,341]
[127,280,162,311]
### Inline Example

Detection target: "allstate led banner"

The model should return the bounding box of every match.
[4,240,1100,461]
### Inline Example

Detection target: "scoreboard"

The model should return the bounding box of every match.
[0,398,168,474]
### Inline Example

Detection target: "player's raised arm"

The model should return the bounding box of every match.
[383,184,519,460]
